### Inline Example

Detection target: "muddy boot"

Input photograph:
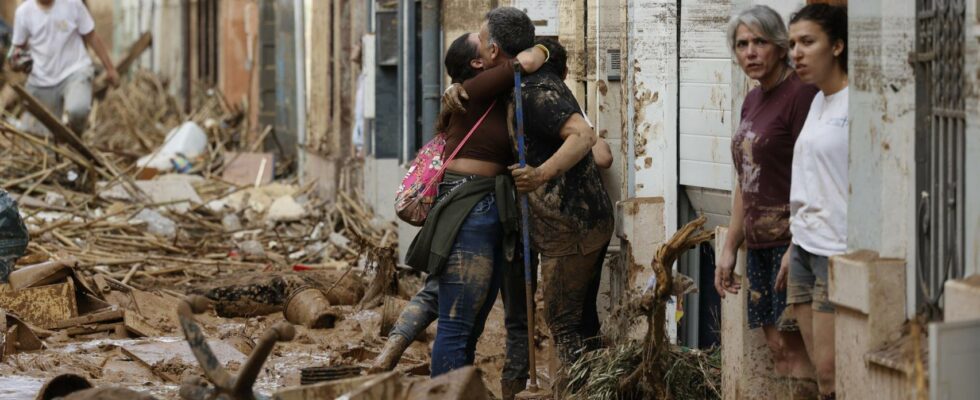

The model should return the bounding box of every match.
[367,335,411,373]
[500,378,527,400]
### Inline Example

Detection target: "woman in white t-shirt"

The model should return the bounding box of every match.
[783,4,848,400]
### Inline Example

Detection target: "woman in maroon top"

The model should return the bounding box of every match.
[714,5,818,394]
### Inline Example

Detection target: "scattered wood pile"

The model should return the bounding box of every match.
[0,59,395,349]
[0,67,392,287]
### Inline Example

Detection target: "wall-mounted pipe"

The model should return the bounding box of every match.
[420,0,440,145]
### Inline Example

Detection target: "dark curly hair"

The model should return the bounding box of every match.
[790,3,848,72]
[485,7,535,57]
[535,37,568,78]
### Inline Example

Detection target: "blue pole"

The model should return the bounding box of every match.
[513,63,542,393]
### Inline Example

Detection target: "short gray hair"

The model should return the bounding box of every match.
[727,5,789,62]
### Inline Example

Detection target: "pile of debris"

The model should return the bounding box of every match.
[0,60,459,398]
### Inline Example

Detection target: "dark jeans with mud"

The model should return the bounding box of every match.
[391,246,539,382]
[540,244,607,377]
[389,275,439,342]
[430,192,505,377]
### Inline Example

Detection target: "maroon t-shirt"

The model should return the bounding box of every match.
[731,73,818,248]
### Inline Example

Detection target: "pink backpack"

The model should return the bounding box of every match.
[395,100,496,226]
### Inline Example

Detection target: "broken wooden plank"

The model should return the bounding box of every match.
[10,83,104,163]
[9,83,148,202]
[47,308,124,330]
[94,32,153,99]
[63,322,124,337]
[122,311,163,338]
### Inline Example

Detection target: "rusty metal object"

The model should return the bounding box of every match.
[0,278,78,328]
[177,295,295,400]
[283,287,338,329]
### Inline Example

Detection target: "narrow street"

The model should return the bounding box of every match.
[0,0,979,399]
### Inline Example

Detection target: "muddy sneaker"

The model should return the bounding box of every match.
[367,335,411,373]
[500,378,527,400]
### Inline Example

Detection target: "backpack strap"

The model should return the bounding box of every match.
[421,99,497,194]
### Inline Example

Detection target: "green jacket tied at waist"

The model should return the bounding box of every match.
[405,172,518,276]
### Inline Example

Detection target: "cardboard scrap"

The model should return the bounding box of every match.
[222,152,275,186]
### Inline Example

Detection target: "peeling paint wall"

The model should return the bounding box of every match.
[624,0,679,237]
[586,0,625,233]
[558,0,586,103]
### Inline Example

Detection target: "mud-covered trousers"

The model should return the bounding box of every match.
[540,243,607,368]
[428,192,505,377]
[389,247,538,382]
[390,242,606,381]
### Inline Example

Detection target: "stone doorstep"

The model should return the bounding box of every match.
[828,250,905,315]
[944,274,980,323]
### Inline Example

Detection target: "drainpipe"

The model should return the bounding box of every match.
[420,0,440,145]
[399,0,417,163]
[294,0,307,184]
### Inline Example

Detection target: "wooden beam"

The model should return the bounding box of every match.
[47,308,124,330]
[94,31,153,99]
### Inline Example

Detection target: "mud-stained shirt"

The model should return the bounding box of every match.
[731,73,818,249]
[519,72,614,257]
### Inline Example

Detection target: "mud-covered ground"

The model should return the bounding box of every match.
[0,275,545,399]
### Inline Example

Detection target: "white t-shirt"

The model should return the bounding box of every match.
[789,86,849,257]
[12,0,95,88]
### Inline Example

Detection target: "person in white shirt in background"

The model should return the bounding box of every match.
[10,0,118,135]
[783,4,849,400]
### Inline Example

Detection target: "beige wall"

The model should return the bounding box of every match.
[1,0,17,27]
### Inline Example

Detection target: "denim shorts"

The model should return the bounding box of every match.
[787,245,835,313]
[746,245,795,330]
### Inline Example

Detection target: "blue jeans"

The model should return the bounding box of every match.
[389,274,439,341]
[430,191,505,377]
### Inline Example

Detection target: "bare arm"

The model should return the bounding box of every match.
[592,139,612,169]
[714,184,746,297]
[443,47,547,113]
[83,31,119,87]
[511,114,597,192]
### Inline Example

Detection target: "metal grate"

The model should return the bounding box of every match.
[912,0,967,318]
